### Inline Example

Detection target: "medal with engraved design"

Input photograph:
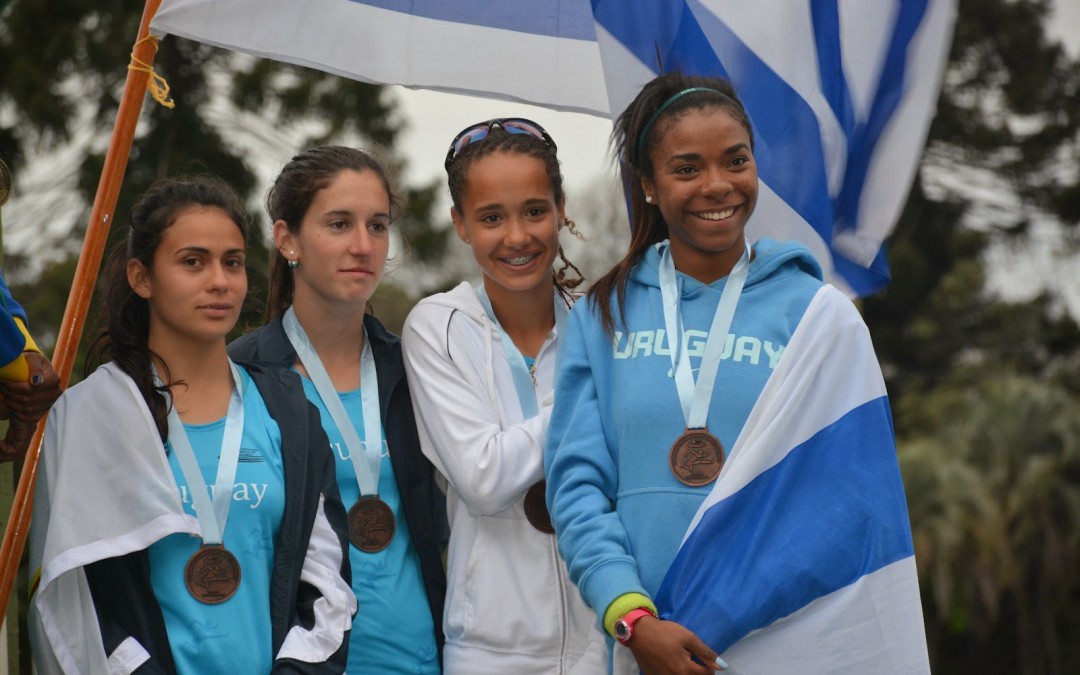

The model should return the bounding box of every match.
[284,309,396,554]
[669,429,725,486]
[348,495,396,552]
[161,361,247,604]
[524,480,555,534]
[655,240,750,489]
[185,545,242,604]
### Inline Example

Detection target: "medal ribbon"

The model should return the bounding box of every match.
[283,307,382,496]
[657,239,750,430]
[162,360,246,546]
[476,285,569,420]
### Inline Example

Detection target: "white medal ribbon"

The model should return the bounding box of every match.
[283,306,382,496]
[161,360,246,546]
[476,285,569,420]
[657,239,750,429]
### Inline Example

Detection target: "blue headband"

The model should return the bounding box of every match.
[635,87,724,163]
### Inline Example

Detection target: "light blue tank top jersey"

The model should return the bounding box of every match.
[299,376,439,675]
[149,367,286,674]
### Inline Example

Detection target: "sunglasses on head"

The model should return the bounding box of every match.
[444,118,556,170]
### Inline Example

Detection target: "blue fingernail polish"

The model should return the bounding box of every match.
[715,656,728,670]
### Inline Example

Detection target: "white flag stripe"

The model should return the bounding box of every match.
[683,284,885,539]
[593,23,658,122]
[838,0,900,123]
[852,0,958,251]
[746,183,852,295]
[152,0,610,115]
[695,1,850,196]
[720,557,929,674]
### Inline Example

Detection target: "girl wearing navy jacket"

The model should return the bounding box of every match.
[29,176,353,674]
[230,146,448,675]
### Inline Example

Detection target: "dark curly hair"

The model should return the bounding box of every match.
[446,127,584,303]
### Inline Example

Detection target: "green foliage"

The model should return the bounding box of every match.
[900,375,1080,674]
[370,280,419,336]
[932,0,1080,220]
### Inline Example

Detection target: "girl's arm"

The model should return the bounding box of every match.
[402,304,547,516]
[544,306,649,620]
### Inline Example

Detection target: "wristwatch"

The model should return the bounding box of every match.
[614,607,656,645]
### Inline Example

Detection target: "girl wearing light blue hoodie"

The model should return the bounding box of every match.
[544,73,914,675]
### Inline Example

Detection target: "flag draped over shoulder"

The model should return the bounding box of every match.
[652,285,928,674]
[150,0,956,295]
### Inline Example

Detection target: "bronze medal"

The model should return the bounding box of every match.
[0,157,11,206]
[185,545,241,604]
[523,480,555,534]
[669,429,724,487]
[348,496,396,552]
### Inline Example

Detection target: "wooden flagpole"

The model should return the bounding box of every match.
[0,0,164,613]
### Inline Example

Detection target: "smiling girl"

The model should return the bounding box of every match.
[402,119,606,674]
[29,177,353,674]
[545,72,922,674]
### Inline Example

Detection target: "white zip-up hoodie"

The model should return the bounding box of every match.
[402,282,607,675]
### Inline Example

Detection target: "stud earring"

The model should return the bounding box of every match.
[645,195,654,204]
[287,259,299,270]
[464,237,471,244]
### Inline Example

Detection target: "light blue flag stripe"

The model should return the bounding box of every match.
[347,0,596,40]
[810,0,856,137]
[654,396,914,652]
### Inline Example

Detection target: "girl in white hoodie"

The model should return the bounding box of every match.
[402,119,607,674]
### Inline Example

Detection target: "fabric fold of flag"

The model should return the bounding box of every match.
[29,363,201,674]
[591,0,957,297]
[654,285,929,674]
[152,0,956,298]
[150,0,609,116]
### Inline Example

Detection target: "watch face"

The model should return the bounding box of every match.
[615,620,630,640]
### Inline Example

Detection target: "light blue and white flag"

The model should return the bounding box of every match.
[650,285,928,674]
[150,0,956,295]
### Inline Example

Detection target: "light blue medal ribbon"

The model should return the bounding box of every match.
[475,285,568,420]
[475,285,568,534]
[162,360,246,546]
[282,307,382,497]
[657,239,750,430]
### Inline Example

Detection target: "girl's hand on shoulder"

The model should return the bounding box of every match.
[628,616,726,675]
